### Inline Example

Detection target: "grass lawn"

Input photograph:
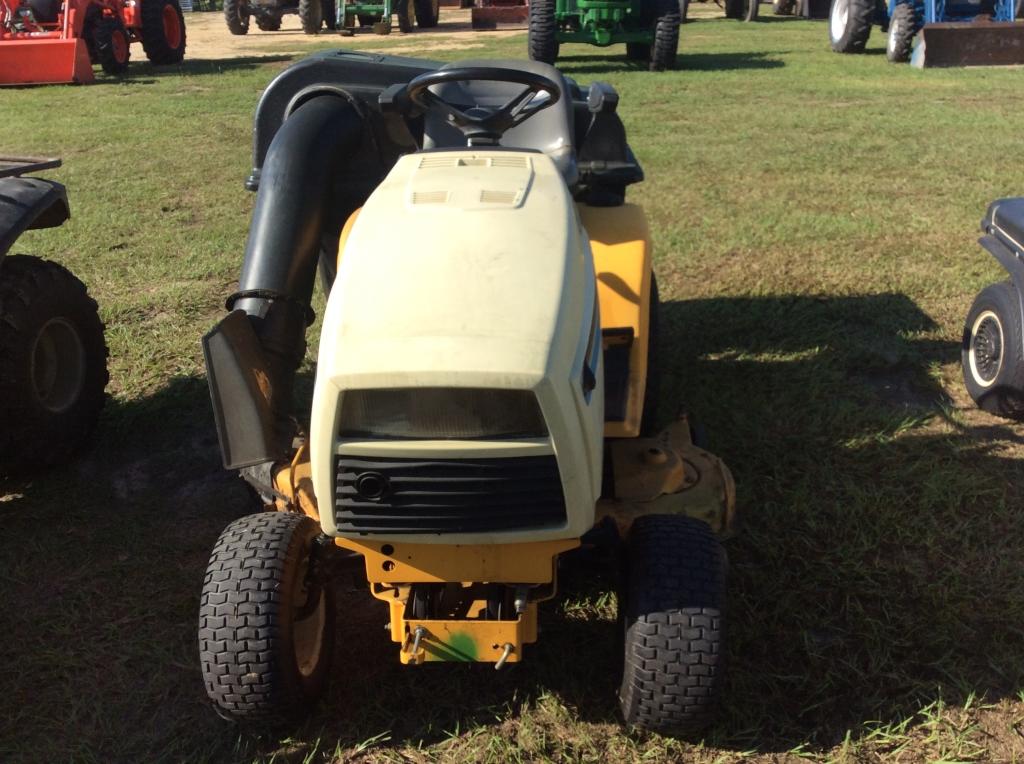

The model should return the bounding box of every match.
[3,7,1024,762]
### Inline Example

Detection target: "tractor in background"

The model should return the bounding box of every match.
[336,0,438,34]
[0,158,108,475]
[223,0,337,35]
[829,0,1024,66]
[0,0,185,84]
[527,0,681,70]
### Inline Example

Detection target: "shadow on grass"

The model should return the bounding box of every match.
[557,50,785,76]
[105,55,297,83]
[2,292,1023,761]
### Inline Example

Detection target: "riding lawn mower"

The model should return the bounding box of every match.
[0,157,108,475]
[198,52,735,735]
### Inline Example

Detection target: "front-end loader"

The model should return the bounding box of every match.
[198,53,735,735]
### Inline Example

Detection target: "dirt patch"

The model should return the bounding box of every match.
[181,7,521,60]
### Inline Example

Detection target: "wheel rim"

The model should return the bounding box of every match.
[162,4,182,48]
[887,16,900,53]
[830,0,848,41]
[112,29,128,63]
[30,318,86,413]
[970,310,1004,388]
[292,555,326,677]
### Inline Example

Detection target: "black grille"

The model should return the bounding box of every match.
[334,455,567,534]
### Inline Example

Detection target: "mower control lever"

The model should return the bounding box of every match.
[403,66,561,147]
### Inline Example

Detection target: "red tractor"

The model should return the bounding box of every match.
[0,0,186,85]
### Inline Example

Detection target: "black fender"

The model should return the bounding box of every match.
[0,177,70,262]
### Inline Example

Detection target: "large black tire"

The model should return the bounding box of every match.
[299,0,323,33]
[255,13,282,30]
[527,0,559,64]
[885,2,917,62]
[772,0,795,14]
[141,0,186,65]
[414,0,439,26]
[618,515,727,736]
[829,0,873,52]
[0,256,108,475]
[640,273,661,436]
[199,512,335,721]
[224,0,250,34]
[961,281,1024,419]
[93,16,130,74]
[394,0,415,31]
[724,0,743,17]
[743,0,759,21]
[322,0,338,29]
[650,2,680,71]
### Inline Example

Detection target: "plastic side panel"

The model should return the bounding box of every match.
[578,203,651,439]
[0,38,93,85]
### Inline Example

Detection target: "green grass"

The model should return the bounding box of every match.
[4,8,1024,763]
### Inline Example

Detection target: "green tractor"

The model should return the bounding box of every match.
[338,0,438,32]
[527,0,681,71]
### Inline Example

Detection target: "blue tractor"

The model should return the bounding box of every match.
[828,0,1024,66]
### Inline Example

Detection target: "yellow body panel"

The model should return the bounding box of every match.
[336,208,361,268]
[579,203,653,439]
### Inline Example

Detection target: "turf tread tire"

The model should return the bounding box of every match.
[224,0,250,34]
[961,281,1024,419]
[619,515,727,736]
[199,512,335,721]
[829,0,873,52]
[0,255,108,475]
[527,0,559,64]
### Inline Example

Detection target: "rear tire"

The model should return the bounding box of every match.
[141,0,186,65]
[961,281,1024,419]
[885,2,917,62]
[415,0,439,26]
[743,0,759,21]
[299,0,323,33]
[93,16,130,74]
[224,0,250,34]
[527,0,559,63]
[829,0,873,52]
[650,2,680,71]
[618,515,727,736]
[0,256,108,475]
[199,512,335,721]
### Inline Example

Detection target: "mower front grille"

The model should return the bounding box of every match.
[334,455,566,534]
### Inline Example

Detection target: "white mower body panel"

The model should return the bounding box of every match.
[310,150,604,544]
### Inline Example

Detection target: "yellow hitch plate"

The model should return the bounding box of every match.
[392,600,539,665]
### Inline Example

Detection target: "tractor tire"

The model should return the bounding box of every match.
[255,13,282,30]
[679,0,689,21]
[650,2,680,71]
[415,0,439,27]
[962,281,1024,419]
[744,0,759,21]
[199,512,335,721]
[395,0,415,31]
[640,273,661,436]
[885,2,917,62]
[724,0,743,18]
[626,42,651,60]
[141,0,186,65]
[93,16,130,74]
[299,0,323,33]
[0,256,108,475]
[224,0,250,34]
[829,0,873,52]
[322,0,338,29]
[527,0,559,64]
[773,0,795,13]
[618,514,727,736]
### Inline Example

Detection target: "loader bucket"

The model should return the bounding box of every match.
[0,38,94,85]
[911,21,1024,67]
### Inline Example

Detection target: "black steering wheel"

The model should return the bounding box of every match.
[404,66,561,147]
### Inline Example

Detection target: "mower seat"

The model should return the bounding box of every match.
[984,197,1024,254]
[421,60,578,186]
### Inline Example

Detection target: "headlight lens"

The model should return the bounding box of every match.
[339,388,548,439]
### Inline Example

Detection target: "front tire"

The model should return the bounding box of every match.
[299,0,323,33]
[93,16,130,74]
[141,0,186,65]
[224,0,250,34]
[650,1,680,71]
[885,2,918,62]
[619,515,727,736]
[0,256,108,475]
[962,281,1024,419]
[415,0,439,26]
[527,0,559,63]
[829,0,874,52]
[743,0,759,21]
[199,512,335,721]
